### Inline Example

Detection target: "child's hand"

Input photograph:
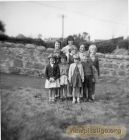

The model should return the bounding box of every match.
[68,79,71,83]
[51,78,55,82]
[49,78,52,82]
[49,78,54,82]
[92,78,95,82]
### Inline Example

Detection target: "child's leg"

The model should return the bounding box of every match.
[49,89,52,101]
[64,85,67,99]
[52,88,55,102]
[58,88,60,98]
[77,87,81,103]
[69,86,72,96]
[83,77,88,101]
[92,82,95,99]
[60,86,63,99]
[88,75,93,100]
[72,87,76,103]
[55,88,59,98]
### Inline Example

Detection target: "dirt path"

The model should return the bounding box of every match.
[1,73,129,140]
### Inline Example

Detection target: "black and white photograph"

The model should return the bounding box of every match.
[0,0,129,140]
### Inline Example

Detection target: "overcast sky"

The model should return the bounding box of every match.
[0,0,128,40]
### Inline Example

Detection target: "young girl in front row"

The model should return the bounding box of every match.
[45,54,60,102]
[69,54,84,103]
[59,55,69,101]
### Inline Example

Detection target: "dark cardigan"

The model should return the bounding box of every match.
[45,64,60,80]
[92,56,100,76]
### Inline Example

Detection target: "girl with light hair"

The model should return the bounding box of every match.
[69,54,84,103]
[88,44,100,100]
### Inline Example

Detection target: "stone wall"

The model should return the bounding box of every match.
[0,41,129,78]
[98,53,129,77]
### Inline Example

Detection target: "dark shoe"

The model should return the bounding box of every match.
[83,98,87,102]
[60,98,64,102]
[89,98,94,102]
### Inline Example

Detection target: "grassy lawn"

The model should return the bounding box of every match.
[1,74,129,140]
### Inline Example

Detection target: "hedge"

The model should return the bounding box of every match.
[0,34,46,47]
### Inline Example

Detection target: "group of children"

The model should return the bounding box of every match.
[45,36,100,103]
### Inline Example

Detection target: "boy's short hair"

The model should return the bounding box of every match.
[89,44,97,52]
[48,53,56,59]
[67,36,74,44]
[55,40,61,46]
[60,54,67,60]
[69,45,78,52]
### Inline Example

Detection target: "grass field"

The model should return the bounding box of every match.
[1,74,129,140]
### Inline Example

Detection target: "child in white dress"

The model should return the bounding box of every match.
[45,53,60,102]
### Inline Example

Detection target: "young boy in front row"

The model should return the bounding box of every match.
[88,44,100,100]
[82,55,95,102]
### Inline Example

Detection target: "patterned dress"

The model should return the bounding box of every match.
[59,63,69,86]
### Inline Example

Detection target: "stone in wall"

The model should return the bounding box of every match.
[25,44,35,49]
[13,59,23,68]
[37,46,46,51]
[9,67,21,74]
[118,71,126,76]
[100,68,110,75]
[25,62,34,69]
[46,48,54,53]
[33,63,45,70]
[103,63,118,69]
[110,70,117,76]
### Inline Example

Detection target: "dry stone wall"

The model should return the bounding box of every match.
[0,41,129,78]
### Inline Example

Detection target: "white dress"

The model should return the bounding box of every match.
[45,64,60,89]
[45,79,60,89]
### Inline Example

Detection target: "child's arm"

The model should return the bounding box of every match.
[68,64,72,83]
[96,58,100,77]
[67,64,70,76]
[92,65,96,82]
[54,65,60,80]
[80,64,84,82]
[45,65,49,80]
